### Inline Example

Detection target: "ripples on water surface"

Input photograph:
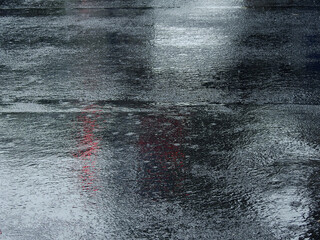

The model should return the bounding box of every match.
[1,102,320,239]
[1,0,320,239]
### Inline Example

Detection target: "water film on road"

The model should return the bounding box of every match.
[1,0,320,239]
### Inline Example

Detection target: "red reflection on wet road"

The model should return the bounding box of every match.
[73,105,102,193]
[79,0,94,16]
[137,115,188,199]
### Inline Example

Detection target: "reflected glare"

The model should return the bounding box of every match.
[73,104,102,193]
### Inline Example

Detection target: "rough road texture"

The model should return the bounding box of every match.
[1,0,320,239]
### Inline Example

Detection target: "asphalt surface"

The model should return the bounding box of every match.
[1,0,320,239]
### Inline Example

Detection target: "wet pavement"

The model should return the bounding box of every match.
[1,0,320,239]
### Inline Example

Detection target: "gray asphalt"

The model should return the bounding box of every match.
[1,0,320,239]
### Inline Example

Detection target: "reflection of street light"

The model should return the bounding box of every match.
[137,114,188,200]
[73,104,102,193]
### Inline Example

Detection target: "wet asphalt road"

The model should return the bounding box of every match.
[1,0,320,239]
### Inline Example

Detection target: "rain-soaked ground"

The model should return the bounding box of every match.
[1,0,320,239]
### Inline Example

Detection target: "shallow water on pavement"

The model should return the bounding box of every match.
[1,0,320,239]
